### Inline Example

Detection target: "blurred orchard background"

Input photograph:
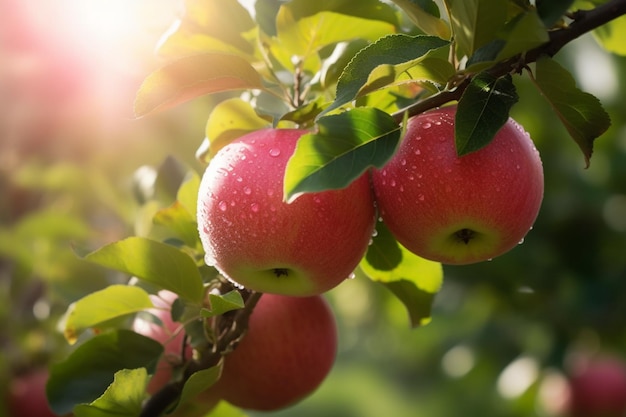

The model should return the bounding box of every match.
[1,1,626,416]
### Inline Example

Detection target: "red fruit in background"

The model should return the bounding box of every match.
[566,357,626,417]
[208,294,337,411]
[133,290,192,394]
[197,128,376,296]
[372,105,544,265]
[6,368,58,417]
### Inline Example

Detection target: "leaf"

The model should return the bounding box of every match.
[205,98,271,158]
[593,15,626,56]
[283,108,402,203]
[324,34,450,116]
[201,290,245,318]
[389,0,451,38]
[176,365,223,410]
[134,53,265,117]
[47,330,163,415]
[176,172,201,220]
[63,285,154,345]
[445,0,508,58]
[455,72,519,156]
[73,369,148,417]
[83,237,205,304]
[537,0,575,27]
[533,56,610,167]
[153,201,200,249]
[494,10,549,61]
[360,222,443,328]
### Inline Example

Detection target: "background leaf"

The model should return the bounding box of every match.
[533,56,611,166]
[153,201,201,249]
[177,365,222,411]
[389,0,451,38]
[593,15,626,56]
[324,34,450,115]
[83,237,205,303]
[455,72,519,156]
[284,107,401,202]
[47,330,163,415]
[63,285,154,344]
[73,368,148,417]
[134,53,265,117]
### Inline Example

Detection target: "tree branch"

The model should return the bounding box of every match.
[392,0,626,123]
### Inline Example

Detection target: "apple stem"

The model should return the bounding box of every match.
[140,287,263,417]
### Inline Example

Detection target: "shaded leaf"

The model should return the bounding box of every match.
[73,369,148,417]
[153,201,200,248]
[284,108,401,202]
[365,221,402,272]
[533,56,610,167]
[455,72,519,156]
[134,53,265,117]
[389,0,451,38]
[537,0,574,27]
[63,285,154,345]
[324,35,450,116]
[83,237,204,304]
[494,10,549,61]
[177,365,223,410]
[47,330,163,415]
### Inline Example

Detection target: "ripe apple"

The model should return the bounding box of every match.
[133,290,193,394]
[372,105,544,265]
[197,128,376,296]
[6,368,58,417]
[207,294,337,411]
[566,356,626,417]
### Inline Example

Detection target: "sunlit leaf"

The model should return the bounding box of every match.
[153,202,200,249]
[533,56,610,167]
[205,98,271,158]
[176,173,201,220]
[201,290,245,318]
[455,72,519,155]
[283,108,402,202]
[593,15,626,56]
[445,0,508,58]
[63,285,154,345]
[360,222,443,327]
[324,34,450,116]
[134,53,265,117]
[47,330,163,416]
[73,368,148,417]
[176,364,223,410]
[83,237,204,304]
[389,0,451,38]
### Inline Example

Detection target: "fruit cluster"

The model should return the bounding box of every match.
[140,105,545,413]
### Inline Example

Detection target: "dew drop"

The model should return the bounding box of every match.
[204,254,216,267]
[269,148,281,157]
[368,238,374,246]
[236,176,243,182]
[518,238,525,245]
[399,185,404,192]
[418,194,425,201]
[230,201,236,207]
[250,203,260,213]
[348,272,356,280]
[243,186,252,195]
[240,154,247,161]
[414,149,421,156]
[390,179,396,187]
[400,158,407,166]
[267,189,275,197]
[423,122,432,129]
[371,229,378,237]
[218,201,228,212]
[487,258,493,262]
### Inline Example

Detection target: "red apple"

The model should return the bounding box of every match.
[133,290,192,394]
[208,294,337,411]
[6,368,58,417]
[197,128,376,296]
[566,356,626,417]
[372,105,544,265]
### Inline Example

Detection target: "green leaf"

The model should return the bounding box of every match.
[134,53,265,117]
[593,15,626,56]
[47,330,163,415]
[275,10,396,69]
[533,56,611,167]
[177,365,223,411]
[283,108,401,202]
[176,173,201,220]
[63,285,154,345]
[83,237,204,304]
[360,222,443,327]
[73,368,148,417]
[537,0,574,27]
[324,34,450,115]
[204,98,271,159]
[494,10,549,61]
[153,202,200,249]
[201,290,245,318]
[445,0,508,58]
[389,0,451,38]
[455,72,519,156]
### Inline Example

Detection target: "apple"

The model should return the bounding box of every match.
[371,105,544,265]
[207,294,337,411]
[197,128,376,296]
[6,368,58,417]
[133,290,193,394]
[566,356,626,417]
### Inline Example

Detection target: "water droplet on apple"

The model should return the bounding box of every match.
[518,238,525,245]
[399,185,404,192]
[371,229,378,237]
[230,201,236,207]
[368,238,373,246]
[243,186,252,195]
[400,158,407,166]
[408,175,415,181]
[240,154,247,161]
[203,254,216,267]
[414,149,421,155]
[236,176,243,182]
[267,189,274,197]
[250,203,260,213]
[423,122,432,129]
[269,148,281,157]
[516,164,521,170]
[418,194,425,201]
[390,179,396,187]
[347,272,356,280]
[487,258,493,262]
[218,201,228,212]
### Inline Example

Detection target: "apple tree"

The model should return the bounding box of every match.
[15,0,626,416]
